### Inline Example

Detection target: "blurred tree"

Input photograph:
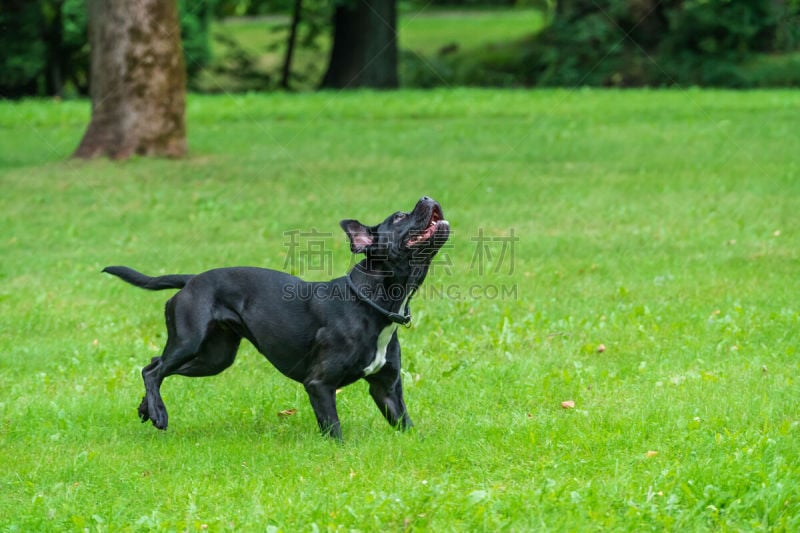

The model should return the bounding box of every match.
[0,0,88,97]
[0,0,208,98]
[180,0,213,82]
[73,0,186,158]
[281,0,303,89]
[531,0,799,86]
[42,0,65,95]
[320,0,398,89]
[277,0,329,89]
[0,1,44,97]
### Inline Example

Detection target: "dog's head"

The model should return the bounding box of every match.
[340,196,450,278]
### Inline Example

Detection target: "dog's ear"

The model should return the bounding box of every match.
[340,220,374,254]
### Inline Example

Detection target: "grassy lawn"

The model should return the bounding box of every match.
[401,7,547,54]
[1,88,799,530]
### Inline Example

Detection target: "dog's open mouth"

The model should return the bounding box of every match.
[407,205,446,247]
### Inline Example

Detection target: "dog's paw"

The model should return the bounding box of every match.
[150,404,168,430]
[138,398,150,423]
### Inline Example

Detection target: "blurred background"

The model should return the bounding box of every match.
[2,0,799,99]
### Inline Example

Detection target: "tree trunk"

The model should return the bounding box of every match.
[74,0,186,159]
[320,0,398,89]
[280,0,303,90]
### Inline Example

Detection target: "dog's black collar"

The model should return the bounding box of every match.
[345,273,415,326]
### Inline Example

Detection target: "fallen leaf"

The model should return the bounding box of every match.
[561,400,575,409]
[646,450,658,458]
[277,409,297,418]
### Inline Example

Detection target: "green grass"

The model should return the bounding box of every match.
[2,88,800,530]
[398,8,547,54]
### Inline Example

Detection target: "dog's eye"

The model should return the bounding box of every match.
[393,213,408,223]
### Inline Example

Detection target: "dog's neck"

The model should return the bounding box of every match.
[347,259,428,317]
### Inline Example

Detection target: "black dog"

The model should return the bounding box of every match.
[104,196,449,439]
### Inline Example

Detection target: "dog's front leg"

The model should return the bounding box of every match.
[304,379,342,440]
[366,336,412,431]
[366,370,413,431]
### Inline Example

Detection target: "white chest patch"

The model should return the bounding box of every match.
[364,324,398,376]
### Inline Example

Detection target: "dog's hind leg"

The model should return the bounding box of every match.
[139,296,241,430]
[138,356,161,424]
[140,341,199,430]
[171,326,241,378]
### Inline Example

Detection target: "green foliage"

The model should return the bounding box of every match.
[0,0,87,97]
[2,89,800,529]
[195,0,330,92]
[180,0,213,81]
[663,0,788,55]
[652,0,800,86]
[0,0,213,98]
[530,0,800,87]
[0,2,44,96]
[402,2,800,88]
[59,0,90,90]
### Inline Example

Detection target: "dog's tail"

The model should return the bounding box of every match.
[103,266,193,291]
